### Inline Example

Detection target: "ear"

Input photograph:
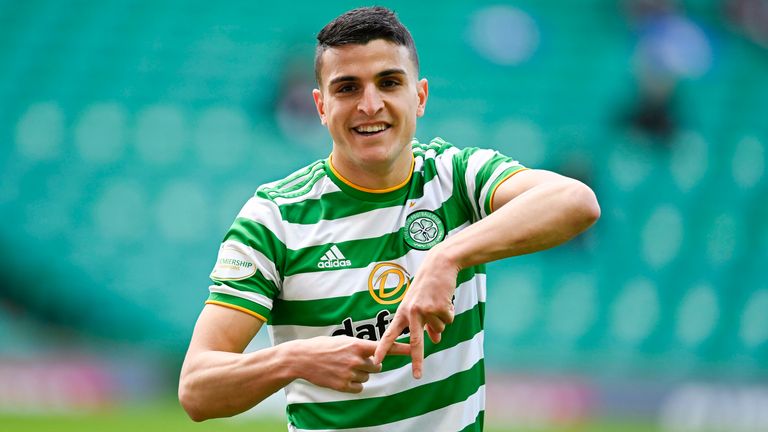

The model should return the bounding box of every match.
[416,78,428,118]
[312,88,327,125]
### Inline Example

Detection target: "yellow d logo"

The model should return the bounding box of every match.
[368,262,411,304]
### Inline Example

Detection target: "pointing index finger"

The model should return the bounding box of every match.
[373,315,406,364]
[409,313,424,379]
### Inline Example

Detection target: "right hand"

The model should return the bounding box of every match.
[292,336,409,393]
[373,244,458,379]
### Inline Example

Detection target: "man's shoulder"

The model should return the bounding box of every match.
[412,137,457,157]
[255,159,328,202]
[412,137,476,166]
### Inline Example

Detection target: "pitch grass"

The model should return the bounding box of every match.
[0,401,659,432]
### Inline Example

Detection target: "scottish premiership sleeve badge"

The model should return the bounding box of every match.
[404,210,446,250]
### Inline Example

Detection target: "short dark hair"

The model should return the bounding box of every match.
[314,6,419,85]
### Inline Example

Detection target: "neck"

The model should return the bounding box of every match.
[329,152,413,191]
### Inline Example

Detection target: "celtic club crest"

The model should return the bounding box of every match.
[404,210,446,250]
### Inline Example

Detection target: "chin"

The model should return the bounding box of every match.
[355,149,395,166]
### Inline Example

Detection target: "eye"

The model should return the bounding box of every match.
[336,84,356,94]
[380,79,400,88]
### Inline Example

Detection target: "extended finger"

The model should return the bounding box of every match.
[387,341,411,356]
[373,316,406,364]
[409,314,424,379]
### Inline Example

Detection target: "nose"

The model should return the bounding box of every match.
[357,84,384,116]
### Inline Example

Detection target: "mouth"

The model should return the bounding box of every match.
[351,123,391,137]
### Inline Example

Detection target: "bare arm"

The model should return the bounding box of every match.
[374,169,600,376]
[443,169,601,267]
[179,304,410,421]
[178,304,291,421]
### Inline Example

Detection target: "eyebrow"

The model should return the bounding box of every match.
[328,68,408,87]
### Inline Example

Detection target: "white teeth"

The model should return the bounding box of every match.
[355,124,388,133]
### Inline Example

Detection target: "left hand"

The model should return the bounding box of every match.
[372,246,458,378]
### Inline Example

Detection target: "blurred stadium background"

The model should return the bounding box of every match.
[1,0,767,431]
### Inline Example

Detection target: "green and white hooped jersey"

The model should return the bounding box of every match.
[207,138,525,432]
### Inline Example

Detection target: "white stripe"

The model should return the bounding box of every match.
[286,330,484,405]
[323,250,335,261]
[208,284,273,310]
[464,149,496,221]
[220,239,280,286]
[286,205,407,250]
[330,245,345,260]
[271,275,485,344]
[281,249,425,301]
[290,385,485,432]
[235,197,288,245]
[477,161,521,218]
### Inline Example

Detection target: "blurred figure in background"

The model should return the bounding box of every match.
[624,0,713,140]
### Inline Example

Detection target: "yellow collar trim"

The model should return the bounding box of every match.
[328,155,414,194]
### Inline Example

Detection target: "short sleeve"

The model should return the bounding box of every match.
[452,146,527,220]
[206,196,285,322]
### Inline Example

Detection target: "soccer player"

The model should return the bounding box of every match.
[179,6,600,431]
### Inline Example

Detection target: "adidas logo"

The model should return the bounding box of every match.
[317,245,352,269]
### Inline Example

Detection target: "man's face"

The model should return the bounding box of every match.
[313,39,428,172]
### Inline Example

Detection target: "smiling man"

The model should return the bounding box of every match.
[179,7,600,432]
[312,36,426,190]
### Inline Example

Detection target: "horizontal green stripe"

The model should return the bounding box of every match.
[225,218,286,270]
[458,411,484,432]
[207,291,272,321]
[277,191,403,224]
[211,271,279,301]
[272,268,483,326]
[381,301,485,372]
[288,359,485,429]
